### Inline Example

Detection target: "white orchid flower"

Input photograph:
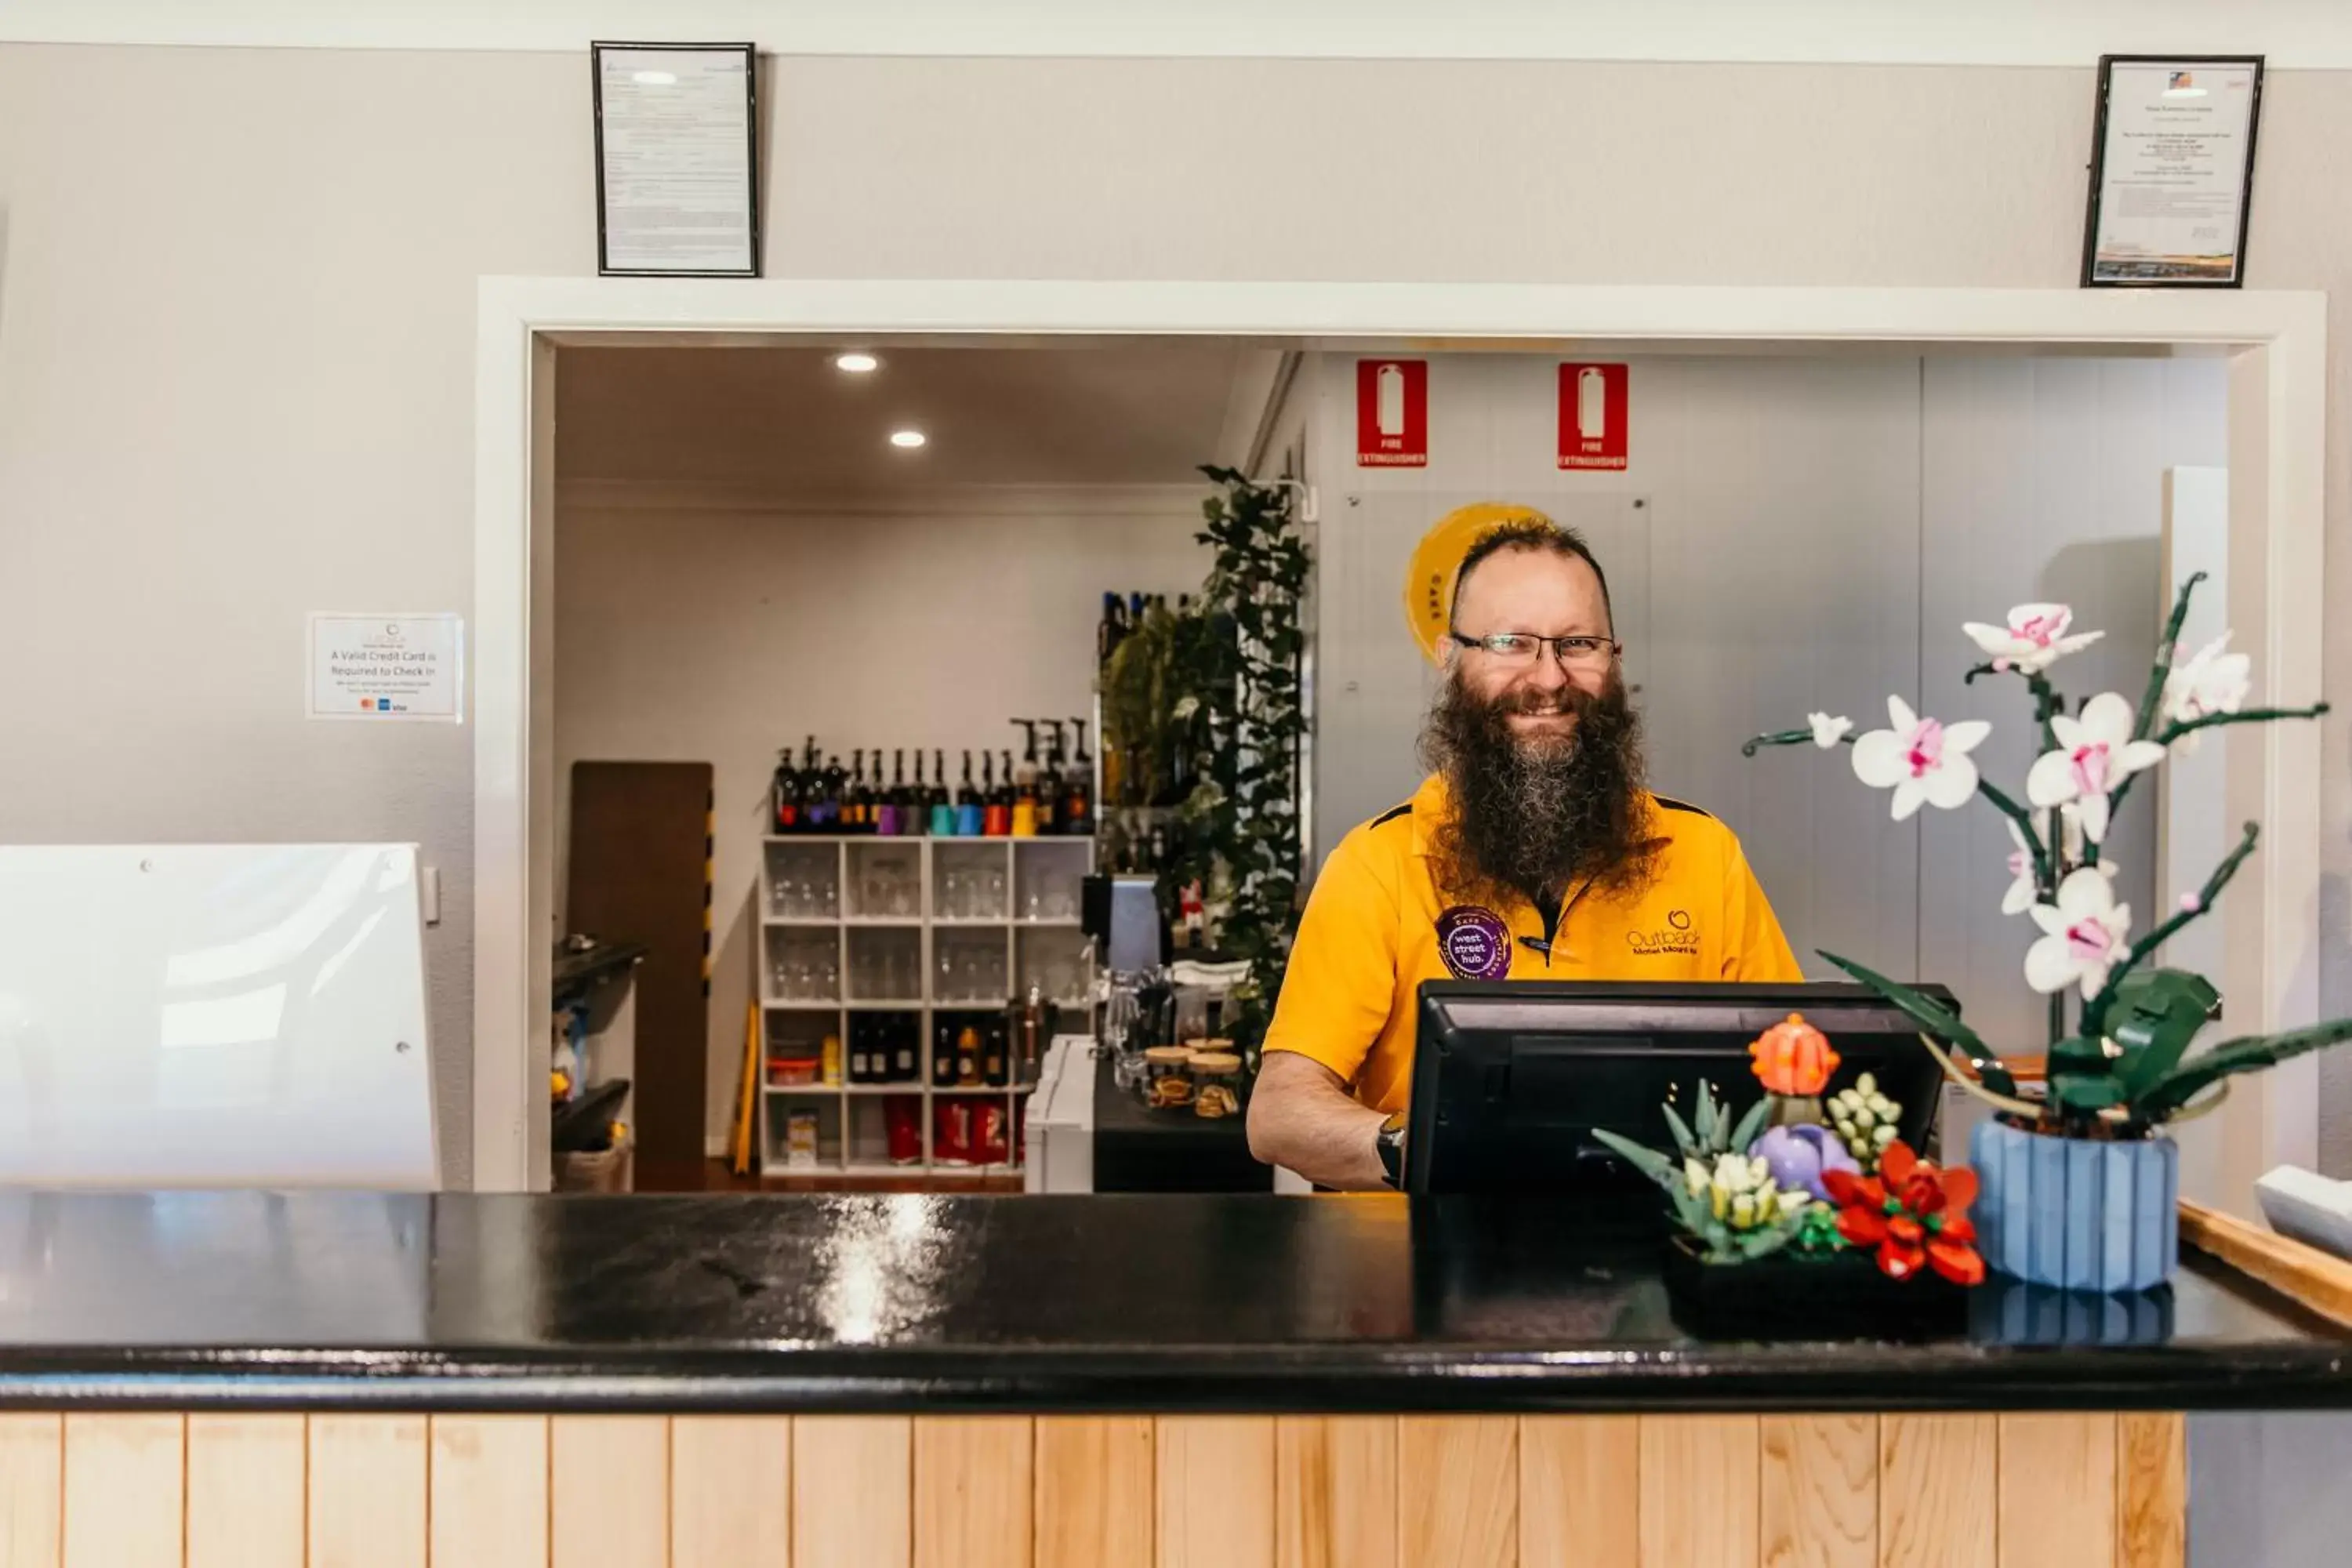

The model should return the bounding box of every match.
[1962,603,2105,673]
[2001,810,2114,916]
[1849,696,1991,821]
[2161,632,2252,751]
[2001,817,2041,916]
[2024,868,2133,999]
[1683,1156,1711,1198]
[1808,712,1853,749]
[2024,692,2167,844]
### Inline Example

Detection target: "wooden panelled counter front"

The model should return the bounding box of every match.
[0,1191,2334,1568]
[0,1410,2182,1567]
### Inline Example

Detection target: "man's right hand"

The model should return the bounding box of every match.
[1245,1051,1393,1191]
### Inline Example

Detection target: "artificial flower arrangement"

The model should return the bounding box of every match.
[1742,579,2345,1291]
[1595,1014,1986,1289]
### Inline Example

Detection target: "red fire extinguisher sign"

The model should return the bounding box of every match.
[1356,359,1428,467]
[1557,363,1628,470]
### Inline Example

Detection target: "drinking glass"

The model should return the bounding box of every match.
[983,868,1007,918]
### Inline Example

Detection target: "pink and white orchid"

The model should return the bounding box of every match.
[2024,869,2132,998]
[1850,697,1990,821]
[1809,712,1853,749]
[2024,692,2166,844]
[2002,812,2112,916]
[2161,632,2252,749]
[1962,604,2105,674]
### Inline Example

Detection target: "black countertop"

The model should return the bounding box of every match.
[0,1191,2343,1414]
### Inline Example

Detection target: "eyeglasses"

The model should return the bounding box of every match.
[1449,631,1621,670]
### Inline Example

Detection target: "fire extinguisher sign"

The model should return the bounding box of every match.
[1557,363,1629,470]
[1356,358,1428,467]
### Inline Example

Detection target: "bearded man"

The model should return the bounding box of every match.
[1246,519,1800,1190]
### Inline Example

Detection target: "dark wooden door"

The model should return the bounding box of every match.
[567,761,712,1192]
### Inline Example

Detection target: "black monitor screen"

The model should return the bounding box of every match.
[1403,981,1954,1197]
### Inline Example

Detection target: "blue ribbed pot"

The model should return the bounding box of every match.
[1969,1120,2177,1293]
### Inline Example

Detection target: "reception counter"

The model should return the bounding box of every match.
[0,1190,2343,1565]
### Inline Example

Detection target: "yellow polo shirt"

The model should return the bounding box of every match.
[1263,773,1801,1112]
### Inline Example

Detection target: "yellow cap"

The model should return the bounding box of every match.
[1403,501,1559,663]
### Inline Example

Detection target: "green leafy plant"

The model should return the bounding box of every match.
[1592,1083,1807,1263]
[1098,468,1311,1059]
[1747,577,2346,1138]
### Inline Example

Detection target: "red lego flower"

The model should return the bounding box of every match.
[1822,1141,1984,1286]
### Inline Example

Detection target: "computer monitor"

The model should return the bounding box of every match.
[1401,981,1953,1197]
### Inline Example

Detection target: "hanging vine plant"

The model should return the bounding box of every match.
[1095,466,1311,1058]
[1173,466,1312,1056]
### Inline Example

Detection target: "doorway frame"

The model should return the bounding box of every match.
[474,279,2327,1198]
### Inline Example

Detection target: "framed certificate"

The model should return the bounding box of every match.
[591,41,760,278]
[2082,55,2263,288]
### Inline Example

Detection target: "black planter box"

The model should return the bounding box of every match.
[1661,1233,1973,1340]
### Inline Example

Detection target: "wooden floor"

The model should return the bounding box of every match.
[0,1410,2186,1567]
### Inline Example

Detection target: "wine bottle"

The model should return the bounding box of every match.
[870,752,894,841]
[816,755,845,830]
[1064,718,1094,837]
[1098,591,1126,667]
[1011,722,1040,838]
[932,1020,958,1087]
[799,739,824,830]
[892,1015,918,1082]
[772,749,799,835]
[956,750,983,837]
[1035,720,1062,837]
[982,751,1011,837]
[929,748,956,837]
[982,1019,1007,1087]
[956,1024,982,1086]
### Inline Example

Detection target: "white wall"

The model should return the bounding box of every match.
[553,486,1206,1143]
[5,45,2352,1181]
[1308,351,2225,1053]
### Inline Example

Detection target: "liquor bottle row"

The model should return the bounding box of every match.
[769,1011,1039,1089]
[1095,590,1189,668]
[1096,590,1224,810]
[771,722,1093,837]
[774,1095,1020,1170]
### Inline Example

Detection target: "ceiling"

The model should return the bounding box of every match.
[11,2,2346,67]
[555,342,1249,492]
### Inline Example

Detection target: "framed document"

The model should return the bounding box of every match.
[2082,55,2263,288]
[591,41,760,278]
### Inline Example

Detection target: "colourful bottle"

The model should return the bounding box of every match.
[928,747,958,836]
[876,749,903,837]
[956,750,984,837]
[982,752,1011,837]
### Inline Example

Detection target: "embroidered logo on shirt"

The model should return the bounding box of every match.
[1627,913,1700,956]
[1436,905,1513,980]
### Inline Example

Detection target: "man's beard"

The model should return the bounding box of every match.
[1420,666,1660,905]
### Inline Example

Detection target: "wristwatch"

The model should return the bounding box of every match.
[1374,1112,1407,1189]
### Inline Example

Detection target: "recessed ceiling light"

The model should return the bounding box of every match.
[889,429,927,449]
[630,70,677,86]
[833,352,880,374]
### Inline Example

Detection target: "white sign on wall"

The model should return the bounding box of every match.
[307,613,464,722]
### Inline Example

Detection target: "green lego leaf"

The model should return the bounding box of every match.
[1817,949,2015,1097]
[1730,1095,1772,1156]
[1591,1127,1679,1190]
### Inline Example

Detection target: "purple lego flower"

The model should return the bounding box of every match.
[1749,1123,1859,1203]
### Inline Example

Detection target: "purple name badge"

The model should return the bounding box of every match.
[1436,905,1513,981]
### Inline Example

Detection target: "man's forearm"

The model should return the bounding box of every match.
[1246,1054,1391,1191]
